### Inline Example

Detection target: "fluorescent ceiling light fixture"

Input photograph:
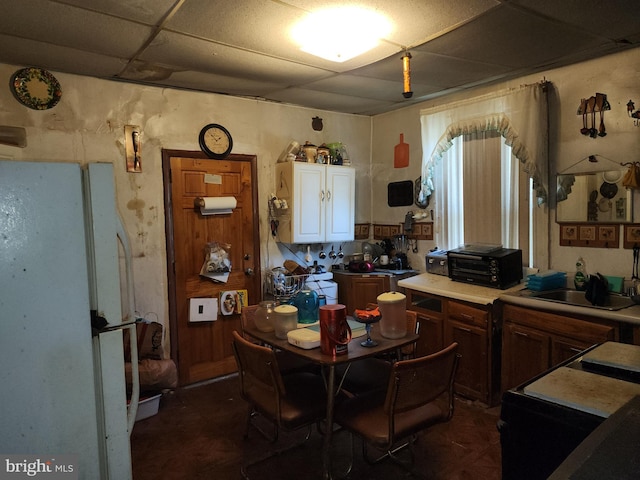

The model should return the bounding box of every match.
[291,7,392,62]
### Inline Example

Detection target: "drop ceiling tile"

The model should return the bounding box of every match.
[509,0,640,41]
[417,4,608,69]
[0,34,127,78]
[0,0,153,58]
[140,31,335,84]
[303,74,439,102]
[351,50,513,88]
[266,87,396,115]
[57,0,179,25]
[128,66,287,98]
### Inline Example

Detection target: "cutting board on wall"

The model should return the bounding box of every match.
[394,133,409,168]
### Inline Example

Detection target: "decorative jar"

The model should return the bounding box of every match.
[274,304,298,339]
[377,291,407,339]
[254,300,277,333]
[293,289,319,324]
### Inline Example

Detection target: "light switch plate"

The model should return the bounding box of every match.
[189,298,218,322]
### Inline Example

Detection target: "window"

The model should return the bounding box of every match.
[434,131,533,263]
[419,82,549,268]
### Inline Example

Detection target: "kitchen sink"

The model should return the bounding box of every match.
[528,288,635,311]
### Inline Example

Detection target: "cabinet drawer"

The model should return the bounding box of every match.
[502,304,616,342]
[448,300,488,327]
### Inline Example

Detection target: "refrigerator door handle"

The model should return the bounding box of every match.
[116,214,140,433]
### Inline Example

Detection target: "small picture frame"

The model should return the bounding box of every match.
[561,225,577,241]
[579,226,596,241]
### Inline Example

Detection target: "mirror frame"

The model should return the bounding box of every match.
[556,169,633,224]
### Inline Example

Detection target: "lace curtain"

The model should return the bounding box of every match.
[418,82,549,207]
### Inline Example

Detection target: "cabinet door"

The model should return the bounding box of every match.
[351,276,389,312]
[502,322,550,392]
[325,166,355,242]
[447,320,488,402]
[292,163,325,243]
[416,312,443,356]
[551,336,597,366]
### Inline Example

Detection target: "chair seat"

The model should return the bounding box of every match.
[335,390,446,449]
[336,357,392,397]
[276,350,320,375]
[246,371,327,430]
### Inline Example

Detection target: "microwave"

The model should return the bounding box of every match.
[447,246,522,289]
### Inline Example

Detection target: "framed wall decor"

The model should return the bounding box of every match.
[559,223,619,248]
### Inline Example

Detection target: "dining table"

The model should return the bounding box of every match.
[243,323,419,480]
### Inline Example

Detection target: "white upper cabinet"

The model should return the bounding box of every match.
[275,162,355,244]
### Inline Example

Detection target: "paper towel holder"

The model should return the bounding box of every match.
[195,196,236,215]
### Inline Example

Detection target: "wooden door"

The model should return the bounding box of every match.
[501,322,549,391]
[163,150,260,385]
[447,320,488,402]
[349,275,389,313]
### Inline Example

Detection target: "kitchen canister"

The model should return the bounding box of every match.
[293,289,319,324]
[319,304,352,356]
[274,304,298,339]
[377,291,407,339]
[254,300,277,333]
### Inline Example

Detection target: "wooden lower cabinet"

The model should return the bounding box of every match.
[501,303,617,392]
[405,290,444,357]
[446,300,497,405]
[406,289,499,406]
[333,272,389,315]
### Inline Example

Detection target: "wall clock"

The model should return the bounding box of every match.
[199,123,233,159]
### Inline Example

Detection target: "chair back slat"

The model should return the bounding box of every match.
[385,342,459,414]
[232,330,286,396]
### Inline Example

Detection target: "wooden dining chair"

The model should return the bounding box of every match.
[337,310,421,398]
[231,330,328,478]
[334,342,460,478]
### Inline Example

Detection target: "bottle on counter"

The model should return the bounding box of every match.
[574,257,588,291]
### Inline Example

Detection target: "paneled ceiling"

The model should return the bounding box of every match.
[1,0,639,115]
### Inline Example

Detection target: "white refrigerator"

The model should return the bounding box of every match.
[0,160,139,479]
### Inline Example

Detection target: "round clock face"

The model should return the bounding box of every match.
[199,124,233,159]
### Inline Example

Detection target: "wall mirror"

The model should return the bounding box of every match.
[556,168,633,223]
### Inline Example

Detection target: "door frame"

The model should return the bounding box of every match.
[161,149,261,364]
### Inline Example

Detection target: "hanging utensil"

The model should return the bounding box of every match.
[337,244,344,258]
[579,98,589,135]
[329,245,337,259]
[319,245,326,259]
[598,109,606,137]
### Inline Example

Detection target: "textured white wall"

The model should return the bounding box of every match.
[0,63,371,343]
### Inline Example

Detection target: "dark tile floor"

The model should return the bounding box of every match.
[131,374,502,479]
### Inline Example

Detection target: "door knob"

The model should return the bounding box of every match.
[244,254,250,260]
[245,268,254,276]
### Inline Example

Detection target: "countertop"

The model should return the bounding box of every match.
[499,287,640,326]
[332,269,418,277]
[398,273,640,325]
[398,272,525,305]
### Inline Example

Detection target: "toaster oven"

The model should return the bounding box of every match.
[447,246,522,289]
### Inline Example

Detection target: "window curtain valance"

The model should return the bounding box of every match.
[419,82,549,205]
